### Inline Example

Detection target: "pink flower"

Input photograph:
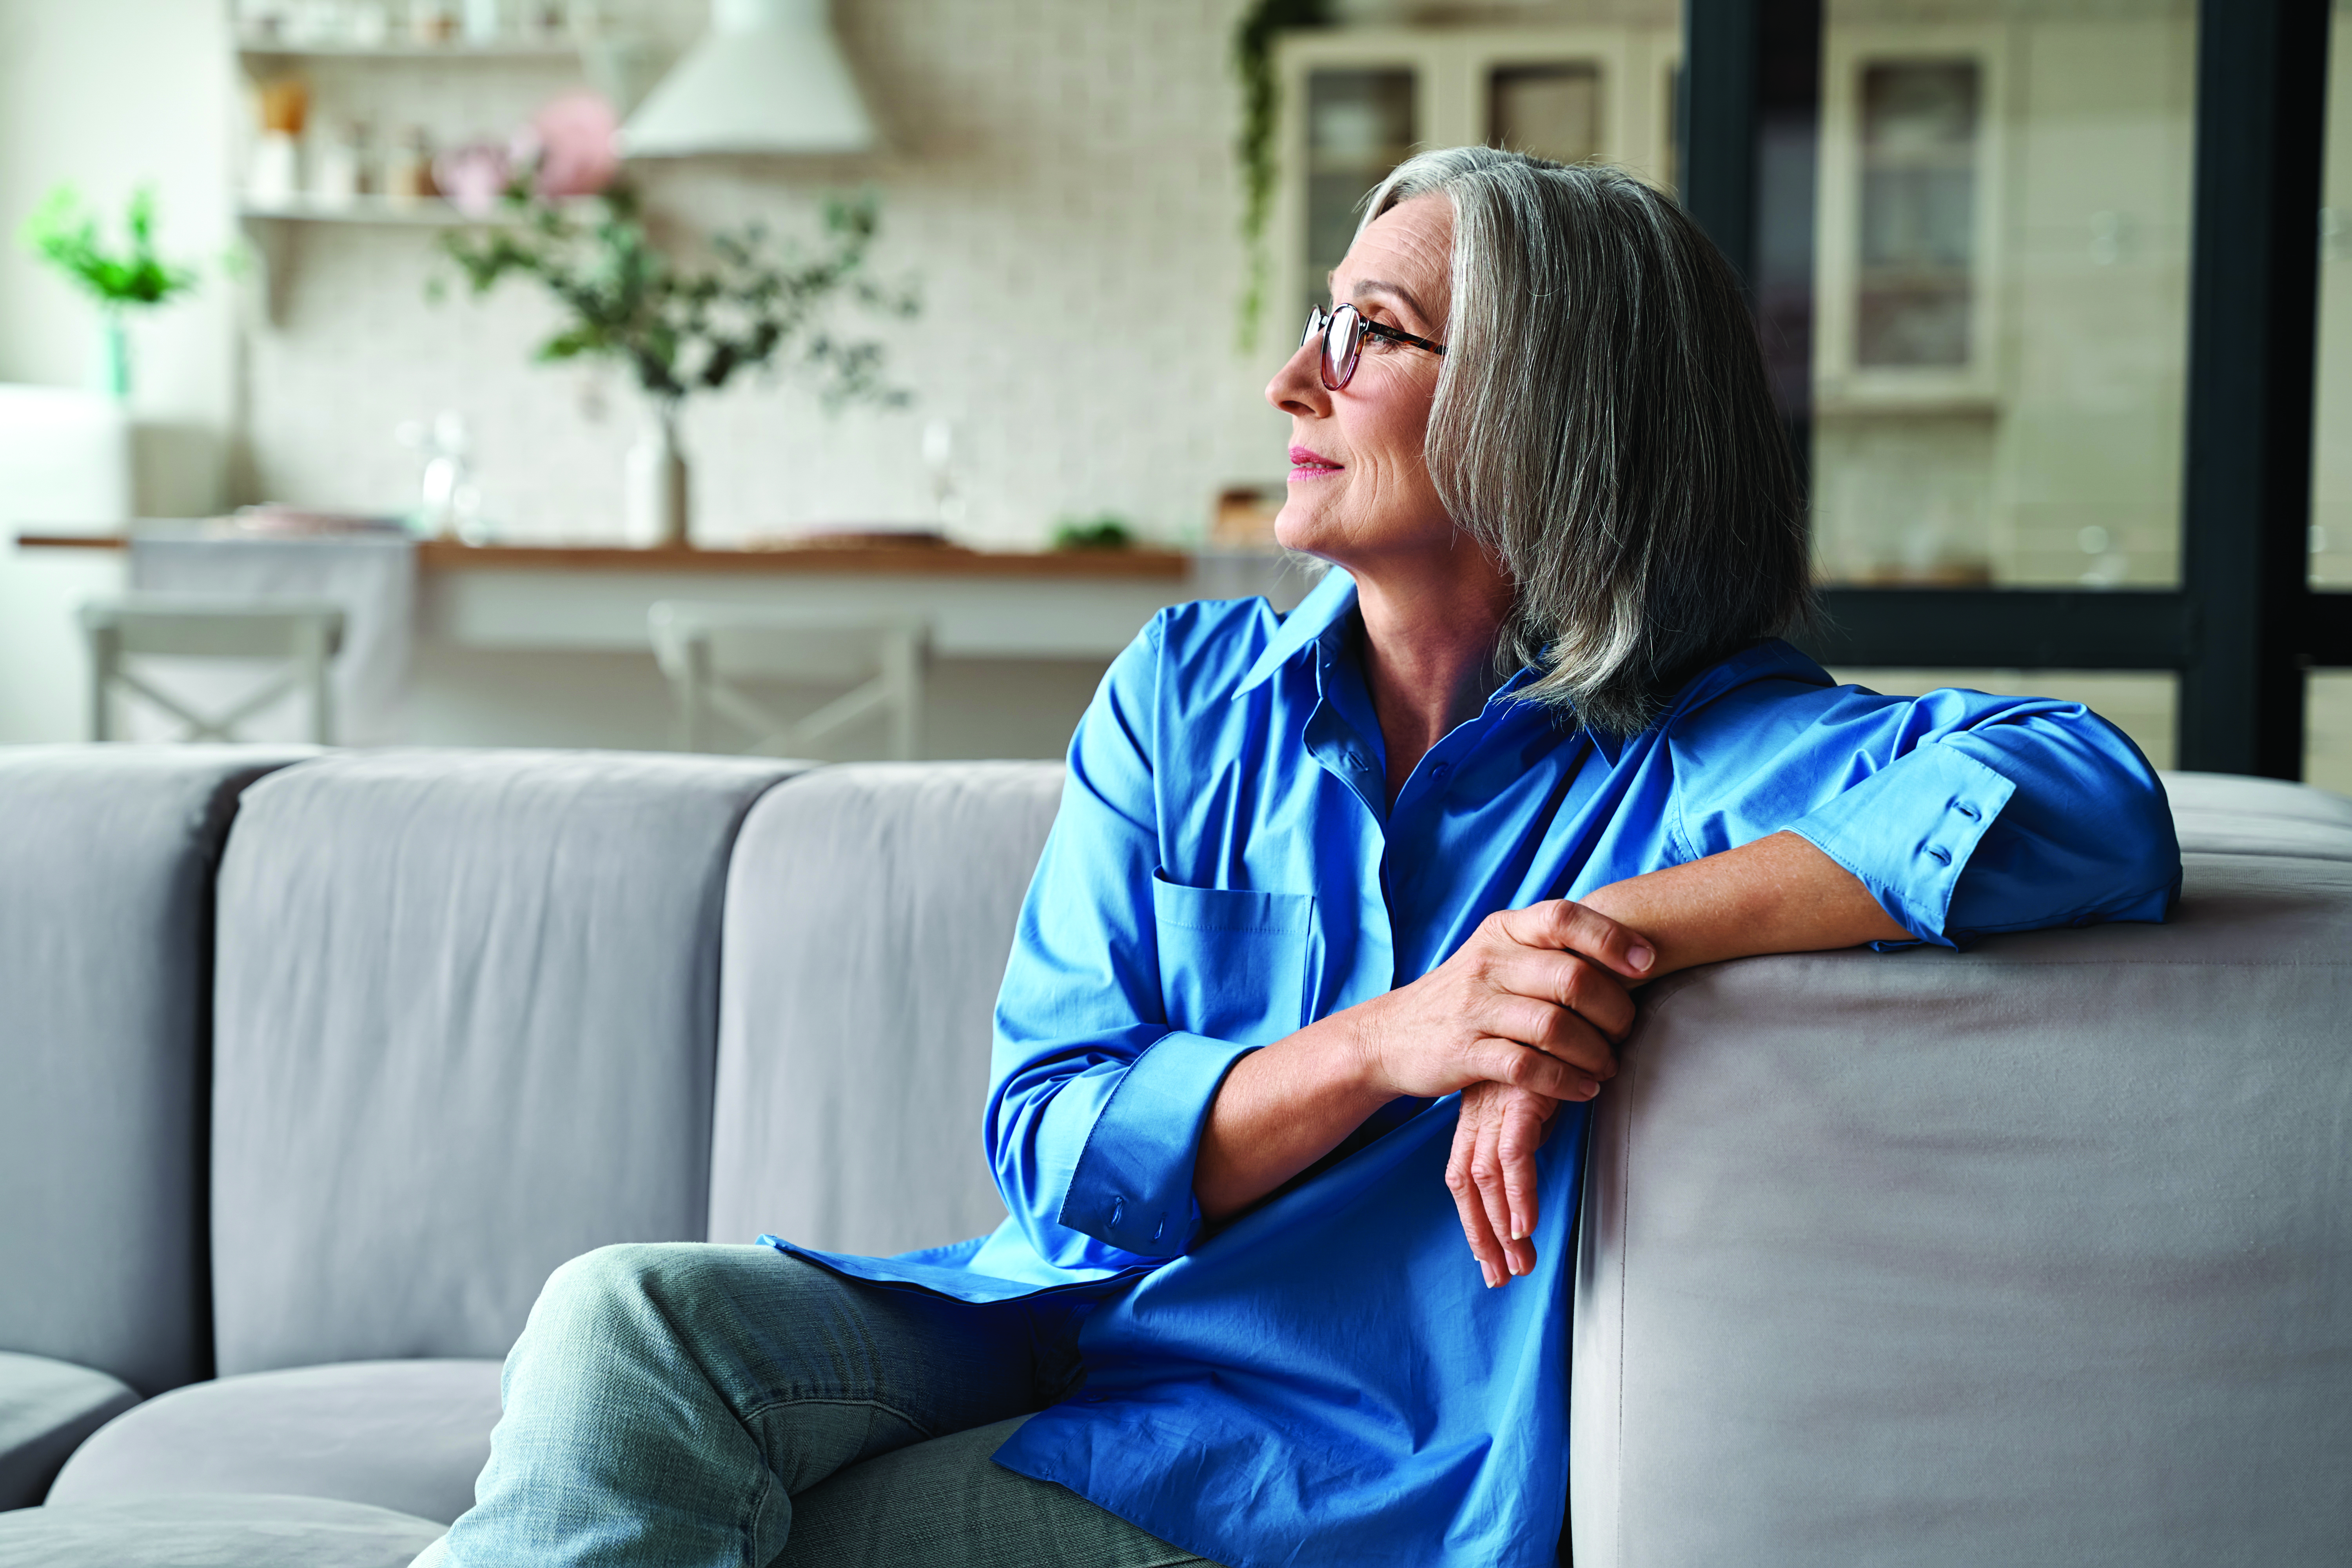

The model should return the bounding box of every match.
[528,92,620,198]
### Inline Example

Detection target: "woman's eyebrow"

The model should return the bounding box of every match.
[1346,279,1430,326]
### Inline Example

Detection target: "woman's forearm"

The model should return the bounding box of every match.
[1193,1012,1393,1223]
[1579,829,1911,975]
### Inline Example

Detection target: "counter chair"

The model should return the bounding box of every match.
[648,601,930,762]
[79,598,345,746]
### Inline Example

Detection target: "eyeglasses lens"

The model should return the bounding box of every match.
[1319,305,1361,391]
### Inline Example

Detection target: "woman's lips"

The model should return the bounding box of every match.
[1288,445,1343,482]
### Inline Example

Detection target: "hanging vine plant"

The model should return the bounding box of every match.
[1232,0,1335,352]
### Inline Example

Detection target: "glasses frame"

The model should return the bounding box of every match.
[1302,302,1446,391]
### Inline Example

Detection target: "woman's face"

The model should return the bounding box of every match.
[1265,194,1454,571]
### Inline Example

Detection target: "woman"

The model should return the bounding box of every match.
[418,149,2178,1568]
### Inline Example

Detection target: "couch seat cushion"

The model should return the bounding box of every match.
[0,1351,139,1508]
[46,1360,499,1526]
[0,1494,443,1567]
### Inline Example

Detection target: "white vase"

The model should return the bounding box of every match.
[625,405,690,548]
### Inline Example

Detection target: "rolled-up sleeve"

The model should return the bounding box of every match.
[984,618,1260,1269]
[1674,684,2181,948]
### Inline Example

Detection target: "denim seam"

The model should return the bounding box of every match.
[739,1392,942,1446]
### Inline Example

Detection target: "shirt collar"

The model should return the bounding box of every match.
[1229,569,1821,765]
[1234,566,1361,695]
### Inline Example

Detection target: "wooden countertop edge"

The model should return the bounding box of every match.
[13,534,1196,581]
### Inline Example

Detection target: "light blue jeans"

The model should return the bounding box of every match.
[414,1243,1214,1568]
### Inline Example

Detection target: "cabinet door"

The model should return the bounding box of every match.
[1815,24,2010,408]
[1272,26,1675,335]
[1453,27,1659,180]
[1278,33,1434,334]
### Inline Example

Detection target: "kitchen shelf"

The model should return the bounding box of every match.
[240,196,517,226]
[236,38,579,60]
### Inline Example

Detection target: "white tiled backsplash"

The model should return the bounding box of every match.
[244,0,1284,548]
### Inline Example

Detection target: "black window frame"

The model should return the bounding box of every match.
[1682,0,2351,779]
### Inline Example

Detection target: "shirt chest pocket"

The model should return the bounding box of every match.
[1150,874,1317,1044]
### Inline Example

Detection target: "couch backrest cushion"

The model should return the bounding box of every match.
[0,746,304,1394]
[209,750,800,1374]
[707,762,1063,1255]
[1571,783,2352,1567]
[2162,768,2352,858]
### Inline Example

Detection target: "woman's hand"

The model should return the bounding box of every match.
[1349,900,1651,1287]
[1385,902,1651,1288]
[1352,899,1650,1104]
[1196,900,1650,1226]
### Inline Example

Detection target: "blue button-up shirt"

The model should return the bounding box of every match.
[766,568,2180,1568]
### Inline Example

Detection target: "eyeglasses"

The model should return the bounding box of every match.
[1301,302,1446,391]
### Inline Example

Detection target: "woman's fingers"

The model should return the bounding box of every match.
[1483,994,1619,1081]
[1445,1094,1510,1287]
[1494,1088,1554,1247]
[1467,1034,1600,1100]
[1454,1083,1563,1280]
[1467,1100,1518,1275]
[1501,898,1656,982]
[1487,947,1637,1041]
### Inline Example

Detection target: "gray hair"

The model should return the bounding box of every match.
[1358,147,1809,736]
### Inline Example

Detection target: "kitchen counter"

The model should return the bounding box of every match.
[12,532,1307,661]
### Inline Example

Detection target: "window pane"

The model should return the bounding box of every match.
[1813,4,2196,590]
[1828,668,2177,770]
[1305,68,1417,325]
[2312,3,2352,589]
[2310,673,2352,797]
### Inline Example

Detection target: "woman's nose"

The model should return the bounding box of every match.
[1266,337,1330,419]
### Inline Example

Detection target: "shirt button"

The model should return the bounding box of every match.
[1430,762,1451,780]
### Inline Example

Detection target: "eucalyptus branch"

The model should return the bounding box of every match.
[434,183,917,414]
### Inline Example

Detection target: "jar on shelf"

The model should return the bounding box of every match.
[311,121,372,208]
[409,0,457,44]
[249,76,310,207]
[385,127,437,205]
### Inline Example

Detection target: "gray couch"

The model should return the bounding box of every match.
[0,746,2345,1566]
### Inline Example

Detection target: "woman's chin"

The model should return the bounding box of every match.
[1273,501,1343,559]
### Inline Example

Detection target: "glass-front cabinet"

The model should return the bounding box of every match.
[1809,5,2198,593]
[1274,24,1681,334]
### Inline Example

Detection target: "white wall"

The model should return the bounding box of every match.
[0,0,238,504]
[237,0,1286,548]
[0,0,239,745]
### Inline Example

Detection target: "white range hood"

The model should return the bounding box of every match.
[619,0,877,158]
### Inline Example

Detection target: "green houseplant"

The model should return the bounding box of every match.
[436,183,917,547]
[18,185,200,401]
[1232,0,1334,350]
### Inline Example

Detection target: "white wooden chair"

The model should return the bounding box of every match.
[647,602,929,761]
[79,598,345,745]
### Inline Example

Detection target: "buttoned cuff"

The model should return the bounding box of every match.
[1057,1031,1260,1258]
[1784,744,2017,948]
